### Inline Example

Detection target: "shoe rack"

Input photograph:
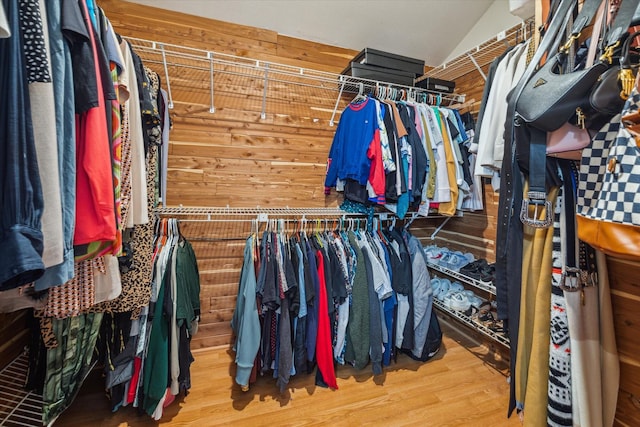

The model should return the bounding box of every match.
[427,261,509,348]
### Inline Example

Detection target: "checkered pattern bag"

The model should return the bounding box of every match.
[576,87,640,260]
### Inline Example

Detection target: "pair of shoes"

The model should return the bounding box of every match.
[431,277,442,296]
[424,245,445,264]
[449,292,472,312]
[462,290,485,309]
[459,259,495,283]
[487,319,505,334]
[449,281,464,293]
[444,251,472,272]
[441,282,468,311]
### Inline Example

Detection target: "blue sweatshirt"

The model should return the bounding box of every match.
[325,98,378,189]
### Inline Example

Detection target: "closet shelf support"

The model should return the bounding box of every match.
[160,43,174,109]
[261,63,269,120]
[431,216,453,240]
[208,52,215,113]
[330,77,346,127]
[467,53,487,81]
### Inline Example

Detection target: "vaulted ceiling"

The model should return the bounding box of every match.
[128,0,523,67]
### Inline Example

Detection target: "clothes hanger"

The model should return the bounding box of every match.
[301,216,307,238]
[351,82,367,104]
[170,218,178,239]
[407,89,415,103]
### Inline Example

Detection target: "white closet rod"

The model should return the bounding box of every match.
[156,206,370,217]
[156,207,457,240]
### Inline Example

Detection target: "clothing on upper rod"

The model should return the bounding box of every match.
[324,93,483,219]
[470,38,531,191]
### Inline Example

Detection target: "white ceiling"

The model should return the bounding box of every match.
[129,0,524,67]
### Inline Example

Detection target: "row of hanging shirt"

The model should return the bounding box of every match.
[324,91,483,219]
[1,2,171,424]
[471,39,531,190]
[231,219,441,393]
[102,218,201,421]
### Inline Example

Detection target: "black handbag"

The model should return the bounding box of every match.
[513,0,640,228]
[517,55,609,132]
[590,30,640,116]
[515,0,607,133]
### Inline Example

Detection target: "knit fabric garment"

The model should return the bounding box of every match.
[547,190,572,427]
[41,257,103,319]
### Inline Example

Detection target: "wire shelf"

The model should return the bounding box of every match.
[0,352,43,427]
[433,299,509,348]
[156,206,365,217]
[126,37,464,126]
[427,261,496,295]
[423,18,534,81]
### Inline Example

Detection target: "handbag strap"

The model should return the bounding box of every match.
[523,0,640,228]
[602,0,640,61]
[567,0,606,44]
[520,0,591,228]
[586,1,607,66]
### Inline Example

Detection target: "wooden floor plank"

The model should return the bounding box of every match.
[55,318,519,426]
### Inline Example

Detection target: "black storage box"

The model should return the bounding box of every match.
[414,76,456,93]
[352,48,425,76]
[341,62,415,86]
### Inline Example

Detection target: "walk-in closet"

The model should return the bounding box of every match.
[1,0,639,426]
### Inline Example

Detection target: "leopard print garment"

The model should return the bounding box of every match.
[119,100,133,229]
[97,143,157,319]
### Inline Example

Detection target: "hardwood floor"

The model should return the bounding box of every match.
[55,318,521,426]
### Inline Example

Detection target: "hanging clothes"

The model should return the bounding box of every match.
[34,0,77,291]
[231,219,442,393]
[72,0,117,248]
[22,0,64,272]
[325,97,381,197]
[472,40,529,188]
[325,94,473,219]
[0,0,176,422]
[0,0,45,290]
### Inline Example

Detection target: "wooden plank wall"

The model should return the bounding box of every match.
[0,311,29,369]
[607,258,640,427]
